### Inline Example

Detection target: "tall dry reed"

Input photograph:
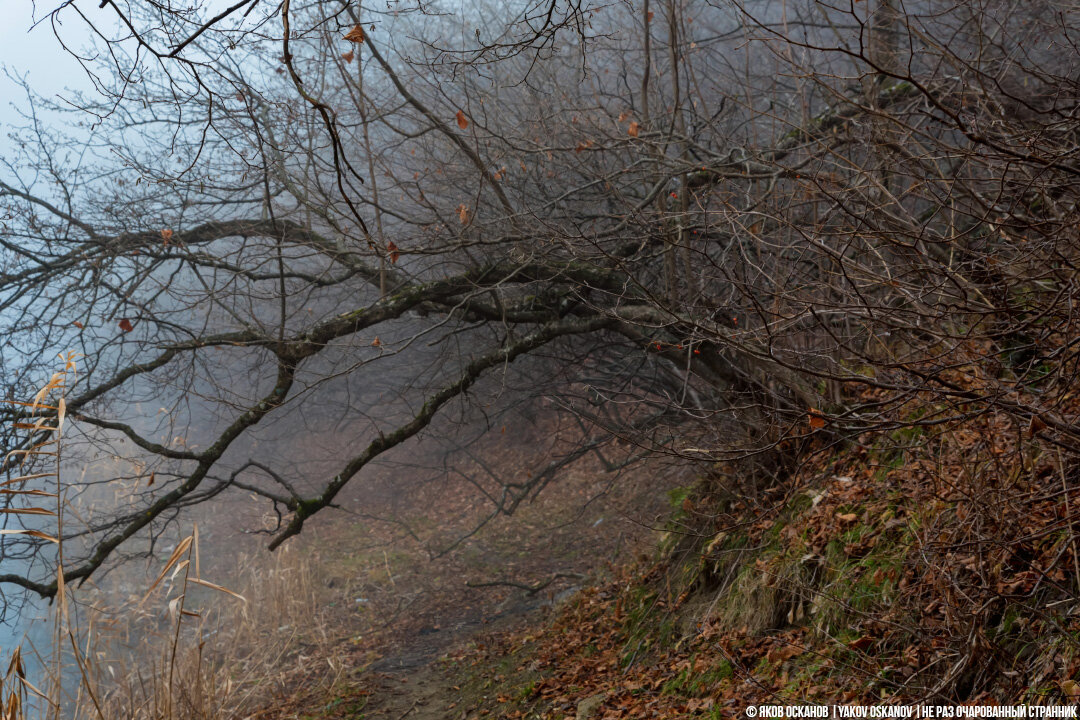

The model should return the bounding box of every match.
[0,356,330,720]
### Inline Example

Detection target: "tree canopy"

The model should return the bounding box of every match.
[1,0,1078,599]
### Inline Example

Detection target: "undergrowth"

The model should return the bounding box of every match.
[449,383,1080,717]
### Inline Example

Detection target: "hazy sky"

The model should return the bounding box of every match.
[0,2,94,132]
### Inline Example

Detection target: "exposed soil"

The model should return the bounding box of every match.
[354,599,544,720]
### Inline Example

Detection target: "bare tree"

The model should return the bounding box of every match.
[1,0,1078,626]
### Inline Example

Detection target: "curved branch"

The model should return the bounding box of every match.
[267,314,614,549]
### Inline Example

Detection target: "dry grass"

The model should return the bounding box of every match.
[93,542,337,720]
[0,356,337,720]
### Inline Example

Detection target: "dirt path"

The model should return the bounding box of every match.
[355,665,456,720]
[353,592,551,720]
[241,410,672,719]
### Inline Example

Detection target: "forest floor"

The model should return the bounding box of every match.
[235,380,1080,719]
[231,410,677,720]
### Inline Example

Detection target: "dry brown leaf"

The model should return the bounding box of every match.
[456,110,469,130]
[143,535,194,601]
[457,204,470,224]
[189,577,246,602]
[0,489,55,497]
[0,473,54,488]
[193,522,201,577]
[0,529,58,543]
[343,24,365,43]
[0,400,57,410]
[766,644,802,663]
[848,636,874,651]
[627,121,640,137]
[342,50,355,63]
[12,422,57,431]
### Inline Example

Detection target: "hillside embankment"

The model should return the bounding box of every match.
[264,370,1080,719]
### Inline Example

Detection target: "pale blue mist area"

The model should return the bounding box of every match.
[0,1,270,701]
[0,2,109,699]
[0,2,71,693]
[0,2,93,134]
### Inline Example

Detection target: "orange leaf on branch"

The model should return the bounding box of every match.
[343,25,365,43]
[456,110,469,130]
[118,318,134,333]
[387,241,399,264]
